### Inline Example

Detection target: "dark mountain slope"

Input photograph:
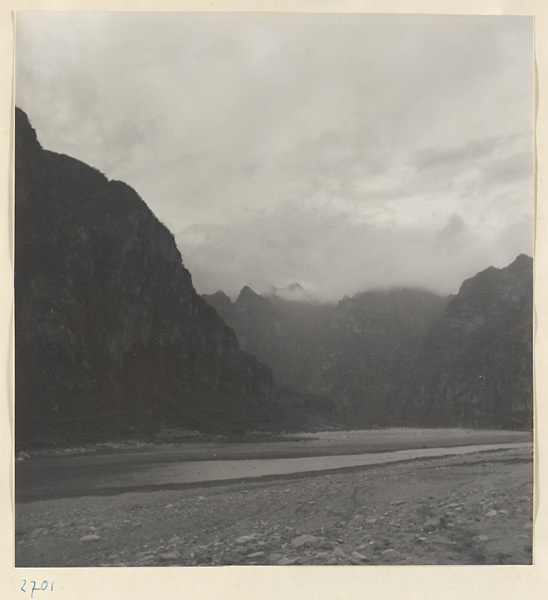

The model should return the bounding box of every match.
[365,255,533,429]
[231,287,334,388]
[201,290,233,322]
[310,288,448,416]
[202,261,532,432]
[15,108,278,448]
[203,285,447,421]
[203,287,333,389]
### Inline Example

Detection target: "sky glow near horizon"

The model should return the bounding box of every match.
[16,12,534,301]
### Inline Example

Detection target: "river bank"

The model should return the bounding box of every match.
[15,445,533,566]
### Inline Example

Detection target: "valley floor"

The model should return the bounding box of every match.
[15,444,533,566]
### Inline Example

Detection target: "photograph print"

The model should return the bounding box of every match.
[14,12,534,567]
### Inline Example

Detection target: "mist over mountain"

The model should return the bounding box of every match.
[204,286,330,390]
[203,286,448,417]
[204,258,532,430]
[268,282,315,303]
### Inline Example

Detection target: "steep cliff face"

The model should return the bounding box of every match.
[367,255,533,429]
[15,108,276,447]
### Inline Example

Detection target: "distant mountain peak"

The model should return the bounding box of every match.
[208,290,231,300]
[452,253,533,315]
[508,253,533,272]
[201,290,233,321]
[269,282,312,302]
[237,285,261,300]
[234,286,273,311]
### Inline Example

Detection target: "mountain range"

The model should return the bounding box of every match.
[204,255,533,429]
[15,107,533,447]
[204,260,533,430]
[203,286,447,416]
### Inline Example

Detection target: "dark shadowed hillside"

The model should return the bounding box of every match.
[15,108,281,448]
[203,287,339,424]
[204,261,532,431]
[309,288,447,416]
[364,255,533,429]
[204,287,332,390]
[204,286,447,420]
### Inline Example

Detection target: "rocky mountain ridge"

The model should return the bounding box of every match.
[204,256,532,430]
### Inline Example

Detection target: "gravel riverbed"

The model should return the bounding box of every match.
[15,445,533,566]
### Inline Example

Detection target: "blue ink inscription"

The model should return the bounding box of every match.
[20,580,54,598]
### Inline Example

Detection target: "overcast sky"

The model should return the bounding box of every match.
[16,12,534,301]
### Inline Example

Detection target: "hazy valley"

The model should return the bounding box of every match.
[14,106,534,567]
[203,257,532,431]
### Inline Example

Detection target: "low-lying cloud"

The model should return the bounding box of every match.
[176,200,532,302]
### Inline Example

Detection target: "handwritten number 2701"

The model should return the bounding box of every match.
[20,580,54,598]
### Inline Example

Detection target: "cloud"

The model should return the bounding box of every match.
[176,199,529,302]
[15,13,534,301]
[411,136,508,172]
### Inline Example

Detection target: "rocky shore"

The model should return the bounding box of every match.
[16,445,533,566]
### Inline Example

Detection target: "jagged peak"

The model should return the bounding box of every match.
[203,290,231,301]
[201,290,233,317]
[15,107,39,140]
[460,254,533,290]
[236,285,262,303]
[508,253,533,272]
[268,281,314,303]
[448,255,533,318]
[239,284,257,295]
[15,107,42,153]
